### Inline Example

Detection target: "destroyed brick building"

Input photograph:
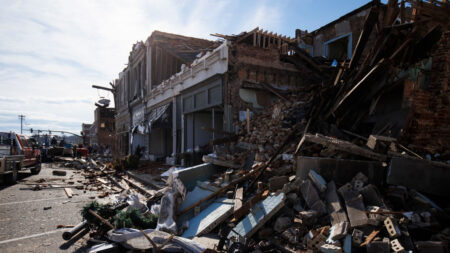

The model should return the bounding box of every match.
[91,107,115,149]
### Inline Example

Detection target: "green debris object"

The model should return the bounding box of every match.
[113,208,158,229]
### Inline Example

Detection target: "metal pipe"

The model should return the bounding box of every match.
[62,220,88,240]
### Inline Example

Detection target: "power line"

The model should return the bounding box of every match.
[18,115,25,134]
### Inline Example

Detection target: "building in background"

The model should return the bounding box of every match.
[81,123,92,146]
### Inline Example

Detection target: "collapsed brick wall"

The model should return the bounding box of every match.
[405,31,450,154]
[226,43,315,129]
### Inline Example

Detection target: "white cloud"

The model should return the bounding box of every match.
[0,0,284,134]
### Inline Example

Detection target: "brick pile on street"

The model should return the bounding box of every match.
[67,1,449,252]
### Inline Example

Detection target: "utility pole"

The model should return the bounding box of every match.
[18,115,25,134]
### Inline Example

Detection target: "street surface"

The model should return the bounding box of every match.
[0,163,96,253]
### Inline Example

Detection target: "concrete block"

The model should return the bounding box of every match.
[326,181,343,213]
[300,179,322,209]
[338,183,354,198]
[367,238,390,253]
[309,169,327,192]
[391,239,405,253]
[320,244,342,253]
[351,172,368,184]
[330,211,349,226]
[353,180,364,191]
[352,229,363,245]
[360,184,383,207]
[269,176,288,191]
[345,194,369,228]
[384,217,401,238]
[326,181,349,225]
[387,157,450,197]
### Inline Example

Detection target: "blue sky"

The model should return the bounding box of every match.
[0,0,372,135]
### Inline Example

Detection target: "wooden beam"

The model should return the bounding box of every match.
[64,188,73,198]
[349,6,379,70]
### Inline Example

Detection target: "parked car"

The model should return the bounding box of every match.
[0,132,41,183]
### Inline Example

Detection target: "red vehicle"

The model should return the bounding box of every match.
[0,132,41,183]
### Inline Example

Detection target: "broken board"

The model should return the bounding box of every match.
[182,198,234,238]
[227,193,285,240]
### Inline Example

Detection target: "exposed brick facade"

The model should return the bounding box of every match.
[404,31,450,154]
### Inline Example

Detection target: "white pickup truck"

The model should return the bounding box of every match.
[0,132,41,184]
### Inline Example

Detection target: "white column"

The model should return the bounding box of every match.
[172,97,177,156]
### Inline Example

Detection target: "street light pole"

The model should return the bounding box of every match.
[18,115,25,134]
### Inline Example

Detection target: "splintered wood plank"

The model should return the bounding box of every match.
[64,188,73,198]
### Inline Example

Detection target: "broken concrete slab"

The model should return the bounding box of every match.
[300,179,320,207]
[325,181,349,226]
[387,157,450,197]
[175,163,219,191]
[182,198,234,238]
[345,194,369,228]
[300,179,326,215]
[296,156,386,187]
[227,193,285,241]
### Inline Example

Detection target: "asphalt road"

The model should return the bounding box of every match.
[0,163,98,253]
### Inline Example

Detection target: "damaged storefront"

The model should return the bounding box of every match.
[181,76,224,159]
[147,102,173,161]
[130,103,146,154]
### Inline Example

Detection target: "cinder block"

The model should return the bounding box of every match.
[352,229,363,245]
[391,239,405,253]
[384,217,401,238]
[351,172,368,184]
[353,179,364,191]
